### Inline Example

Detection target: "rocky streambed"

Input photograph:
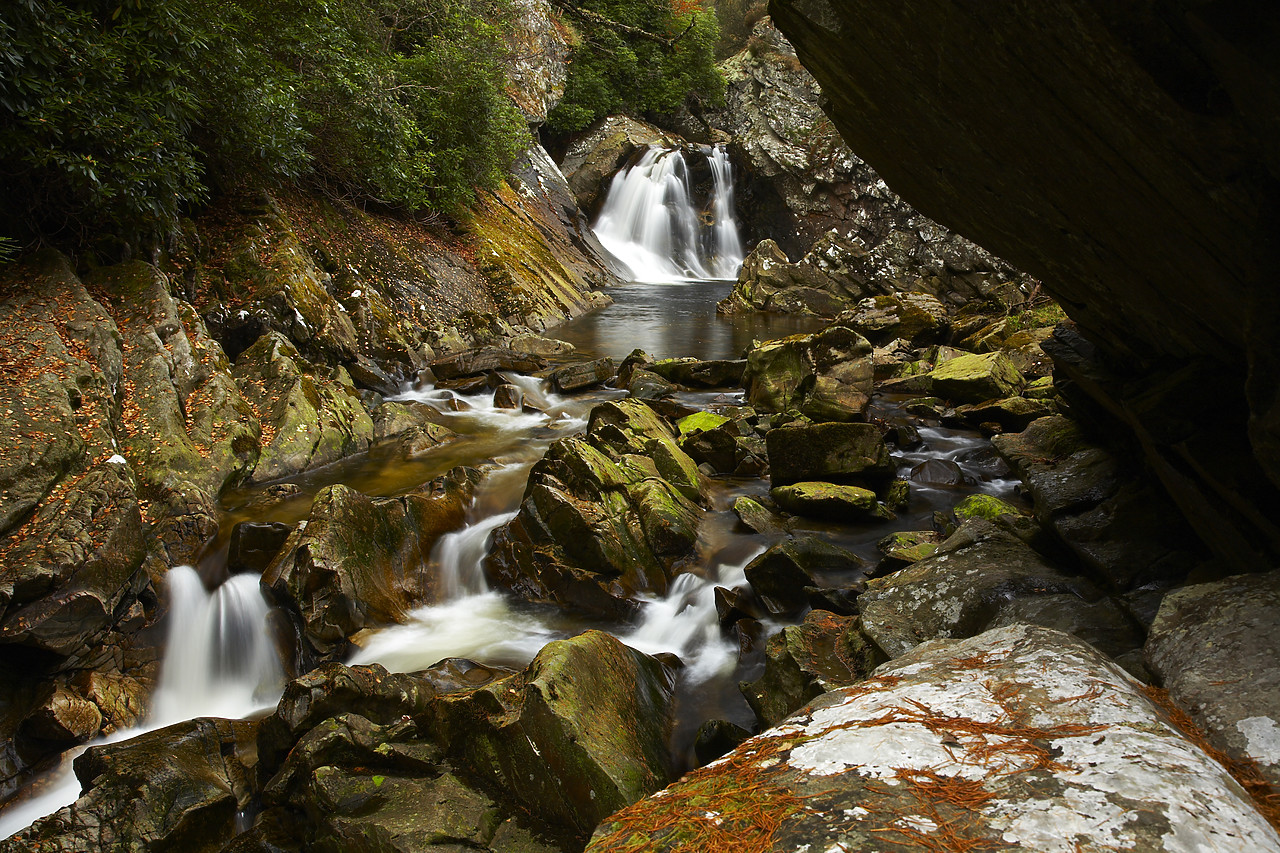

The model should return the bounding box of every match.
[1,253,1277,852]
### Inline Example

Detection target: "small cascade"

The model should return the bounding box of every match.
[594,145,744,282]
[149,566,284,726]
[433,511,512,599]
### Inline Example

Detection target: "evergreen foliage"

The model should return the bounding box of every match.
[548,0,724,132]
[0,0,528,245]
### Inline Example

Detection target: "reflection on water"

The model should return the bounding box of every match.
[554,280,826,361]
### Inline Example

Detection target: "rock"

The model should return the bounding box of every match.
[719,231,884,317]
[262,469,478,662]
[987,594,1142,660]
[560,116,675,214]
[19,685,103,744]
[232,332,374,484]
[954,395,1057,432]
[692,720,751,766]
[550,357,615,392]
[1,718,256,853]
[227,521,293,575]
[647,358,746,388]
[588,624,1280,853]
[952,493,1024,524]
[834,292,950,346]
[875,530,941,569]
[1146,570,1280,788]
[859,519,1101,659]
[486,399,706,618]
[429,631,676,836]
[770,482,892,522]
[769,0,1280,568]
[928,351,1024,403]
[370,400,432,441]
[731,496,791,536]
[492,383,525,410]
[625,368,676,401]
[741,611,886,729]
[431,346,546,380]
[508,332,575,358]
[678,421,741,476]
[993,416,1203,590]
[742,334,814,412]
[505,0,569,124]
[766,422,893,488]
[909,458,972,487]
[743,537,863,617]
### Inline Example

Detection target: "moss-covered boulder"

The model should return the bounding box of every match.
[742,325,875,422]
[718,232,888,317]
[953,493,1025,524]
[731,495,791,536]
[954,394,1057,432]
[743,334,815,412]
[875,529,942,570]
[834,291,950,345]
[262,469,479,663]
[740,611,887,728]
[647,358,746,388]
[770,482,893,522]
[766,421,893,488]
[487,399,706,618]
[928,350,1024,403]
[232,332,375,484]
[1,717,256,853]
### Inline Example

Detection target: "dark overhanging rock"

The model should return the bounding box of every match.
[769,0,1280,565]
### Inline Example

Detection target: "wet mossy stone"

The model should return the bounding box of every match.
[953,493,1025,524]
[955,395,1057,432]
[731,495,791,535]
[675,411,730,437]
[550,357,615,393]
[648,358,746,388]
[744,537,864,617]
[743,335,815,413]
[770,481,894,522]
[766,421,893,488]
[875,530,942,568]
[625,368,676,400]
[741,610,887,729]
[928,350,1024,403]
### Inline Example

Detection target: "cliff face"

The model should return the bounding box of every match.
[771,0,1280,563]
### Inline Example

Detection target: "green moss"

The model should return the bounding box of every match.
[676,411,730,437]
[953,493,1024,522]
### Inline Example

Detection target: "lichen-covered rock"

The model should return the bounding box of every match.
[766,421,893,488]
[232,332,375,484]
[928,351,1024,403]
[506,0,569,123]
[741,610,885,728]
[0,717,257,853]
[835,292,950,346]
[262,470,478,662]
[719,231,884,317]
[550,357,615,393]
[430,345,546,380]
[486,399,707,618]
[743,334,815,412]
[859,519,1101,659]
[731,496,791,536]
[875,530,942,569]
[993,416,1203,590]
[1146,570,1280,788]
[588,624,1280,852]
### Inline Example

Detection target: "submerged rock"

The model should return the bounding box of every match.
[588,624,1280,852]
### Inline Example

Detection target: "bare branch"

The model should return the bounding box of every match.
[549,0,695,48]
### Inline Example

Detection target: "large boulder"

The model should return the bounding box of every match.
[559,116,675,215]
[993,415,1204,591]
[769,0,1280,571]
[262,469,478,663]
[486,399,707,618]
[743,326,874,420]
[587,624,1280,852]
[718,231,885,317]
[928,350,1025,403]
[232,332,375,484]
[766,421,893,488]
[858,519,1104,659]
[0,718,257,853]
[1146,570,1280,789]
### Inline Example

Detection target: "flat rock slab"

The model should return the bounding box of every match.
[1146,569,1280,788]
[588,624,1280,852]
[430,346,546,380]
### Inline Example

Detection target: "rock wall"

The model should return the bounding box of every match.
[770,0,1280,564]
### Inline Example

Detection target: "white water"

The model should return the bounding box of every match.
[0,566,282,838]
[594,145,744,282]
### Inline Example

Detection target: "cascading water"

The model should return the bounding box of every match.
[594,145,745,282]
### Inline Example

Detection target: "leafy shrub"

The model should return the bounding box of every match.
[548,0,725,132]
[0,0,529,247]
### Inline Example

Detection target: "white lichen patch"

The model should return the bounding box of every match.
[1237,716,1280,766]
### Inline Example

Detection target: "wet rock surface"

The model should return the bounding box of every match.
[588,624,1280,853]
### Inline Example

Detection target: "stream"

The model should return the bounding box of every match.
[0,145,1018,838]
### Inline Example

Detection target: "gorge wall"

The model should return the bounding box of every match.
[770,0,1280,566]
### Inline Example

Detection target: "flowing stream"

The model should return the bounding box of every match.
[0,154,1019,837]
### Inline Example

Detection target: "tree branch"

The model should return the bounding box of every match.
[549,0,695,48]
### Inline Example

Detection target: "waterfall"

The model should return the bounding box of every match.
[593,144,744,283]
[149,566,284,725]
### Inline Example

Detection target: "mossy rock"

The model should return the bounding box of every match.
[766,421,893,488]
[771,481,893,522]
[928,351,1024,403]
[953,493,1025,523]
[676,411,730,437]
